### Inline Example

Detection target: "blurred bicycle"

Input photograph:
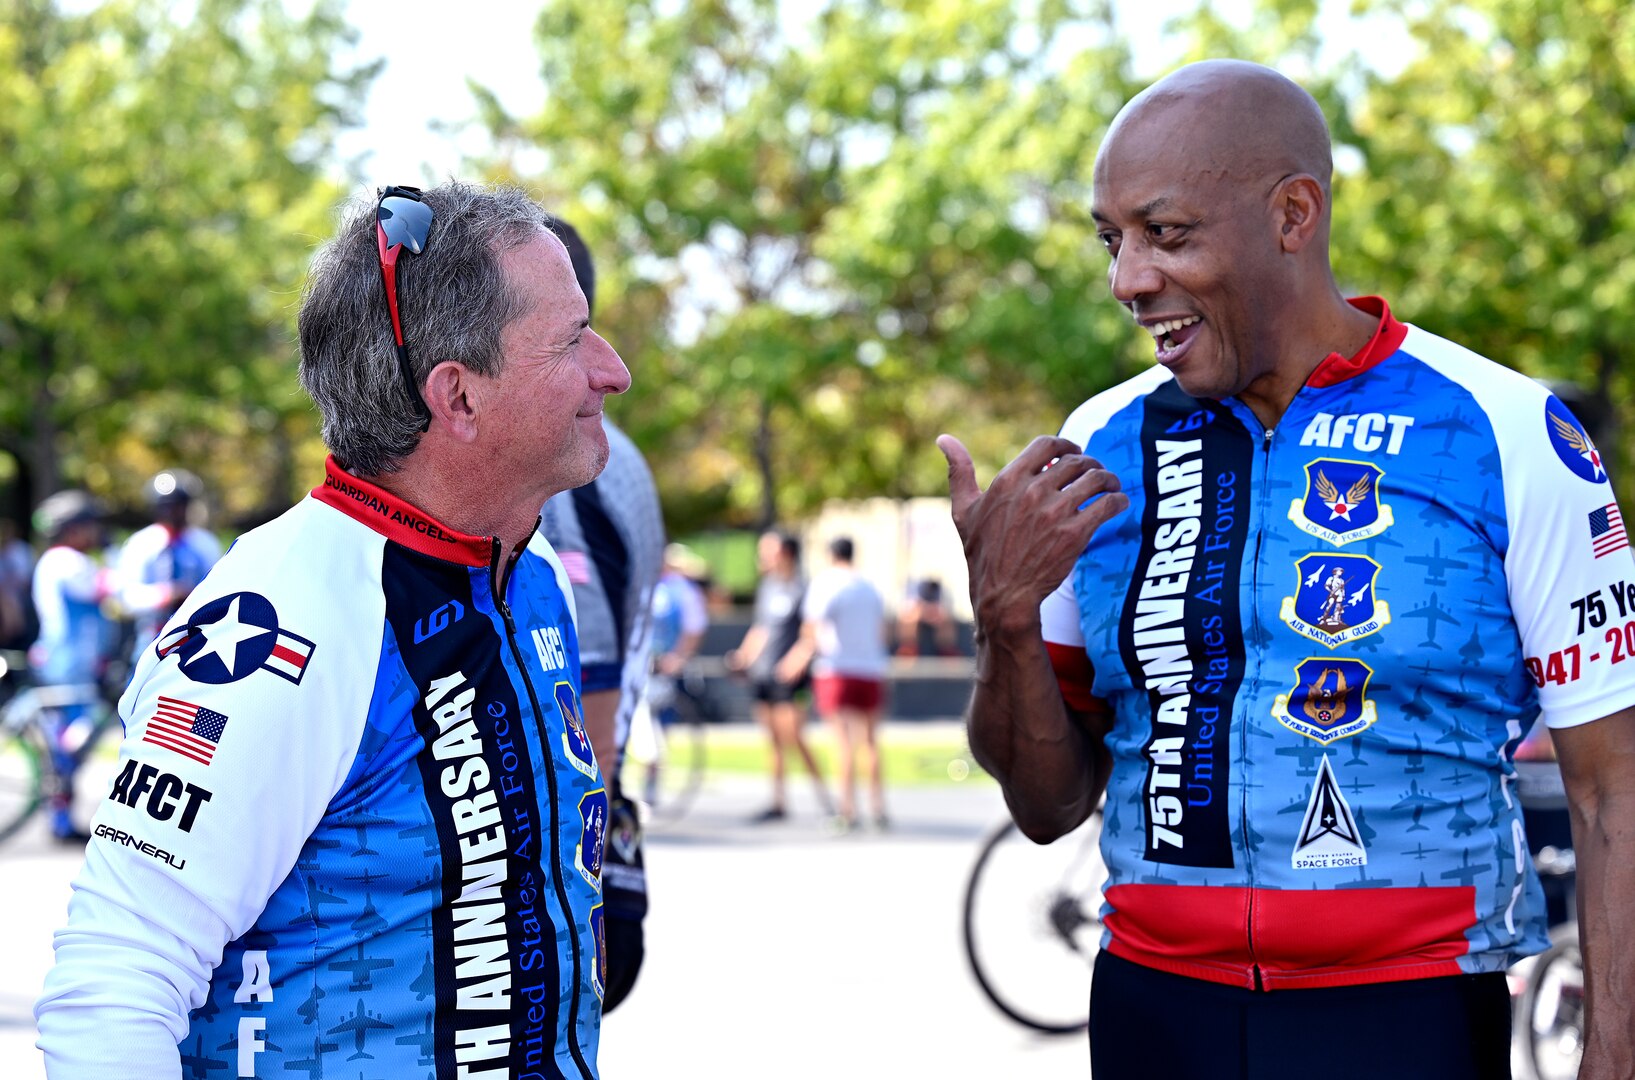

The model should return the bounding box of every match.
[1509,759,1582,1080]
[0,648,124,845]
[624,670,718,827]
[961,806,1106,1034]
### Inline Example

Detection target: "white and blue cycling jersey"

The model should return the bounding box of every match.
[1041,298,1635,990]
[117,522,222,655]
[37,458,607,1079]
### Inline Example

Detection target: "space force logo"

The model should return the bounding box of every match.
[1292,755,1366,869]
[1545,396,1607,484]
[1272,657,1378,744]
[1278,553,1391,648]
[155,592,315,685]
[1287,458,1393,546]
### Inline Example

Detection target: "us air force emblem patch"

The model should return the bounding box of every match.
[1278,553,1391,648]
[1272,657,1378,744]
[1292,755,1367,869]
[1287,458,1393,546]
[1544,396,1607,484]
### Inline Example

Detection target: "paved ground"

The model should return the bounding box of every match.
[0,733,1092,1078]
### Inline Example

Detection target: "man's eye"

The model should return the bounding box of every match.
[1097,232,1118,251]
[1148,223,1181,239]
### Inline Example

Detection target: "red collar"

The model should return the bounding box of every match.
[311,457,493,567]
[1306,297,1408,389]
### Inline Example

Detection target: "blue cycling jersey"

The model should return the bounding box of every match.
[1041,299,1635,990]
[37,458,606,1079]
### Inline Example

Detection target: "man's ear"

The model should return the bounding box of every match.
[1275,174,1326,254]
[423,360,481,442]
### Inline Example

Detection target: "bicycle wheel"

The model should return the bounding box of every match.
[962,809,1106,1034]
[0,722,47,844]
[1521,924,1584,1080]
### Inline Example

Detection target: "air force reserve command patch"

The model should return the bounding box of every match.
[1279,553,1391,648]
[1272,657,1378,744]
[1287,458,1393,546]
[1545,396,1607,484]
[155,591,316,686]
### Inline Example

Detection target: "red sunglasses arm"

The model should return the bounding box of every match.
[376,224,407,347]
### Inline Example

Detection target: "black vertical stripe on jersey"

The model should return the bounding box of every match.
[1118,384,1253,868]
[381,547,567,1080]
[571,480,630,656]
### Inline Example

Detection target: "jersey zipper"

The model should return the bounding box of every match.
[490,537,593,1079]
[1241,421,1277,990]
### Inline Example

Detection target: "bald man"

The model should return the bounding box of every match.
[941,61,1635,1078]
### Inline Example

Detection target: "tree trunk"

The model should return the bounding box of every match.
[754,394,777,529]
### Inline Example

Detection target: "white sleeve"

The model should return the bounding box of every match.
[1040,576,1084,649]
[1410,330,1635,728]
[35,510,384,1077]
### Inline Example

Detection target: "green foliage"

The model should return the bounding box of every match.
[1170,0,1635,494]
[1332,0,1635,495]
[481,0,1148,530]
[0,0,370,523]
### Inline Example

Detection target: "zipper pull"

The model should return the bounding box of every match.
[1263,427,1275,450]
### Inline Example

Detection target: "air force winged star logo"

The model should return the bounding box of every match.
[155,591,316,685]
[1287,458,1393,546]
[1279,553,1391,648]
[1272,657,1378,744]
[1545,397,1607,484]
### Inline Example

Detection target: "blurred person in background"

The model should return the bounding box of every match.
[28,490,115,843]
[941,60,1635,1078]
[0,516,35,650]
[895,575,958,657]
[641,543,710,804]
[780,535,889,831]
[539,217,666,1013]
[726,529,832,822]
[37,181,628,1077]
[117,469,222,657]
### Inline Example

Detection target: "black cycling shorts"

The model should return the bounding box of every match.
[1089,950,1511,1080]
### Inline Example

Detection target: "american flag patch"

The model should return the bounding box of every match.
[1590,503,1629,559]
[558,549,593,585]
[142,697,229,766]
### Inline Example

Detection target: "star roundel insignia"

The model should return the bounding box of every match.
[166,591,317,685]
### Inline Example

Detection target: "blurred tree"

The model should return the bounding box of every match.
[1173,0,1635,497]
[479,0,1150,530]
[0,0,371,529]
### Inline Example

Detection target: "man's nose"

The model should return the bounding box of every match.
[1108,245,1164,305]
[587,329,631,395]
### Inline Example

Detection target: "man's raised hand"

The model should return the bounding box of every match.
[938,434,1129,635]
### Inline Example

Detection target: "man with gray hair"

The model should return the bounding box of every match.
[36,181,629,1079]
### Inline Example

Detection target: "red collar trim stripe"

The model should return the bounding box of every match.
[1305,296,1408,389]
[312,457,492,567]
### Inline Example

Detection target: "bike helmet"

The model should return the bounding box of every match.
[33,490,104,540]
[146,469,205,509]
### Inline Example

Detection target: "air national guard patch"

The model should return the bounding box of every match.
[578,788,608,889]
[1545,396,1607,484]
[1279,553,1392,648]
[1287,458,1393,546]
[1273,657,1378,744]
[1292,755,1366,869]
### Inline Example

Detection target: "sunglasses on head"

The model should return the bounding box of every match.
[375,185,436,431]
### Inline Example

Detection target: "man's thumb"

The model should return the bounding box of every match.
[937,434,980,510]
